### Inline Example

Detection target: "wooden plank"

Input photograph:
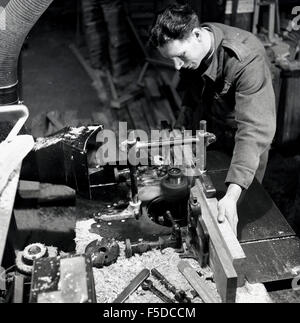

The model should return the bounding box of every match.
[207,168,295,242]
[209,241,237,303]
[0,165,21,266]
[191,180,238,302]
[178,260,220,303]
[205,197,246,287]
[0,135,34,265]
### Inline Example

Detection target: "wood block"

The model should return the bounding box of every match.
[191,180,238,302]
[209,241,237,303]
[206,197,246,287]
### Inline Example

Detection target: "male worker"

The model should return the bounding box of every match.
[149,3,276,235]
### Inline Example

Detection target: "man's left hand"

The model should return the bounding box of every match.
[217,183,242,236]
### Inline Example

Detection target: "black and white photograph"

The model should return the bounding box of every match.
[1,0,300,308]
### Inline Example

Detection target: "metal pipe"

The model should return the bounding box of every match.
[0,0,54,105]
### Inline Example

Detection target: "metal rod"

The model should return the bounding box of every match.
[197,121,207,173]
[136,136,199,150]
[112,268,150,303]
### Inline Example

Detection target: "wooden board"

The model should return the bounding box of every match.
[208,170,295,242]
[191,180,238,302]
[206,197,246,287]
[0,135,34,265]
[0,165,21,266]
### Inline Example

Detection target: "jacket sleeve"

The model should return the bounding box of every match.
[225,54,276,189]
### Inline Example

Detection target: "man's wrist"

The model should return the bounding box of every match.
[225,183,242,202]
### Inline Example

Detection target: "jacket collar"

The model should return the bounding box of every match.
[200,23,224,82]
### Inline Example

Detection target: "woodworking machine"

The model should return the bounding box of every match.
[106,121,300,303]
[17,121,300,303]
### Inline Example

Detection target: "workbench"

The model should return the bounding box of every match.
[7,150,300,302]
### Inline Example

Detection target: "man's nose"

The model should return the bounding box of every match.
[173,58,184,70]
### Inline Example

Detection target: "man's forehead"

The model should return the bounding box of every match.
[159,39,187,57]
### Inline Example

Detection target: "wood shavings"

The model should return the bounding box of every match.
[75,219,219,303]
[236,281,273,303]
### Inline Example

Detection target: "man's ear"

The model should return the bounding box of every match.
[192,27,202,41]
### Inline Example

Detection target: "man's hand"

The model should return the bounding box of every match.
[217,183,242,236]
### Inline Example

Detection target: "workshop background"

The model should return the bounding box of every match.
[18,0,300,235]
[1,0,300,303]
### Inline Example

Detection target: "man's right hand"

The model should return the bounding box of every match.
[217,183,242,236]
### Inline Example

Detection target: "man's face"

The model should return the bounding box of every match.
[158,28,210,71]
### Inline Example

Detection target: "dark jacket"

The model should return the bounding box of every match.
[176,23,276,189]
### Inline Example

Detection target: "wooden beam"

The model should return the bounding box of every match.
[0,135,34,266]
[0,165,21,266]
[205,197,246,287]
[191,180,238,302]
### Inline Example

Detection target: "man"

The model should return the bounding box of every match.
[149,3,276,235]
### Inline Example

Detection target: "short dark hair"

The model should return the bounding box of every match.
[149,3,200,48]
